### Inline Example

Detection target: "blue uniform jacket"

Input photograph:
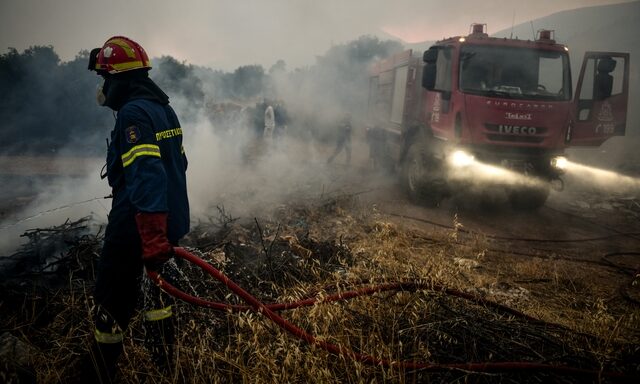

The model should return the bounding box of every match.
[105,99,189,243]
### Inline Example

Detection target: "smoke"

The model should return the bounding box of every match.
[183,114,330,219]
[448,160,546,189]
[0,158,110,255]
[562,159,640,195]
[165,35,405,219]
[0,35,403,256]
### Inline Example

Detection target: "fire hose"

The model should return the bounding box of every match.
[146,247,634,379]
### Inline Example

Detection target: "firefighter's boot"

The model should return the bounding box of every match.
[79,339,122,384]
[81,305,125,383]
[144,307,175,374]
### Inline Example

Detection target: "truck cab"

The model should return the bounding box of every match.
[368,23,630,208]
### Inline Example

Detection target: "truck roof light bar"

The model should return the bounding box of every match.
[536,29,556,43]
[469,23,488,37]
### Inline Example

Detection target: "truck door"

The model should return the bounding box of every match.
[569,52,629,146]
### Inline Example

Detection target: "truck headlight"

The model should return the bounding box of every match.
[449,150,475,168]
[551,156,568,171]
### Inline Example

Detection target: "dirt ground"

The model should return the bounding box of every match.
[1,151,639,382]
[2,153,639,331]
[363,177,640,330]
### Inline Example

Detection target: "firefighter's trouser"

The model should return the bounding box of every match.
[88,235,178,381]
[327,135,352,165]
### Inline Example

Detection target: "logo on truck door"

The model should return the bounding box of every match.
[596,101,615,134]
[431,93,441,123]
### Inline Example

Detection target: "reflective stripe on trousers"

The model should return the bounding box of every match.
[94,328,124,344]
[144,305,173,321]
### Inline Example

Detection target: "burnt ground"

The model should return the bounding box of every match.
[358,167,640,328]
[371,180,640,304]
[1,153,639,383]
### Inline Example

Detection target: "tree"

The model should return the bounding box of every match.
[0,46,110,155]
[268,60,287,75]
[154,56,205,116]
[232,65,265,99]
[307,36,404,116]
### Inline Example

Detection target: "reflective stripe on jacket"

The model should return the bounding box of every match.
[106,98,189,242]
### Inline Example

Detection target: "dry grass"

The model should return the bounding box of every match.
[1,196,639,383]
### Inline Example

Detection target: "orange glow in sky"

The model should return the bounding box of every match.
[382,23,463,43]
[382,25,431,43]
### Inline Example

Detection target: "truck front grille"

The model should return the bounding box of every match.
[485,124,547,144]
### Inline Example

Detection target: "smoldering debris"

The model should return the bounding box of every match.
[1,197,639,382]
[0,216,102,383]
[0,216,100,288]
[180,203,355,303]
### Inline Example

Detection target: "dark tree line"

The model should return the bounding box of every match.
[0,47,210,155]
[0,47,109,155]
[0,35,402,155]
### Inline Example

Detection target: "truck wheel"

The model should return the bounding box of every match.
[403,146,448,207]
[508,184,550,211]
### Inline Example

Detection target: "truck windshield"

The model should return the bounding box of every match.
[459,45,571,101]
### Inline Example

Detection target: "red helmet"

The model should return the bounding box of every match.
[89,36,151,74]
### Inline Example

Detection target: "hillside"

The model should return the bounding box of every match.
[493,1,640,53]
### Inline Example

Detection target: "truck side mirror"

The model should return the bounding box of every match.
[422,64,436,89]
[422,48,439,89]
[423,48,438,64]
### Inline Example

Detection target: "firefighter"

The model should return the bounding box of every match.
[82,36,190,382]
[273,100,289,143]
[264,101,275,140]
[327,112,353,165]
[594,56,616,101]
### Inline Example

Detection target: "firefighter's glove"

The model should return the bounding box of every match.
[135,212,173,272]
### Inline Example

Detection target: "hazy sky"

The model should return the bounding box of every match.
[0,0,633,70]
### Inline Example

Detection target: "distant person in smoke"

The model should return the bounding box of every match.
[264,102,276,141]
[327,112,353,165]
[248,100,264,137]
[80,36,190,382]
[273,100,289,144]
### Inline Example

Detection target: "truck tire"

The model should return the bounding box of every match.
[507,184,550,211]
[402,145,448,207]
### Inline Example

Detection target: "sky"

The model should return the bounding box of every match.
[0,0,634,70]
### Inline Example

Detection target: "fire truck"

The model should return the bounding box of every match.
[367,24,630,209]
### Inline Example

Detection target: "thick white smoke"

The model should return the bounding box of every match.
[0,38,399,256]
[0,157,110,254]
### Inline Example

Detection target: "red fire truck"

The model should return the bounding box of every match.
[367,24,630,209]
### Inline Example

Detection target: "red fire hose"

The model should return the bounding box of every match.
[146,247,633,378]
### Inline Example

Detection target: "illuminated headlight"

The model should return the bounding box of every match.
[551,156,568,170]
[449,150,475,168]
